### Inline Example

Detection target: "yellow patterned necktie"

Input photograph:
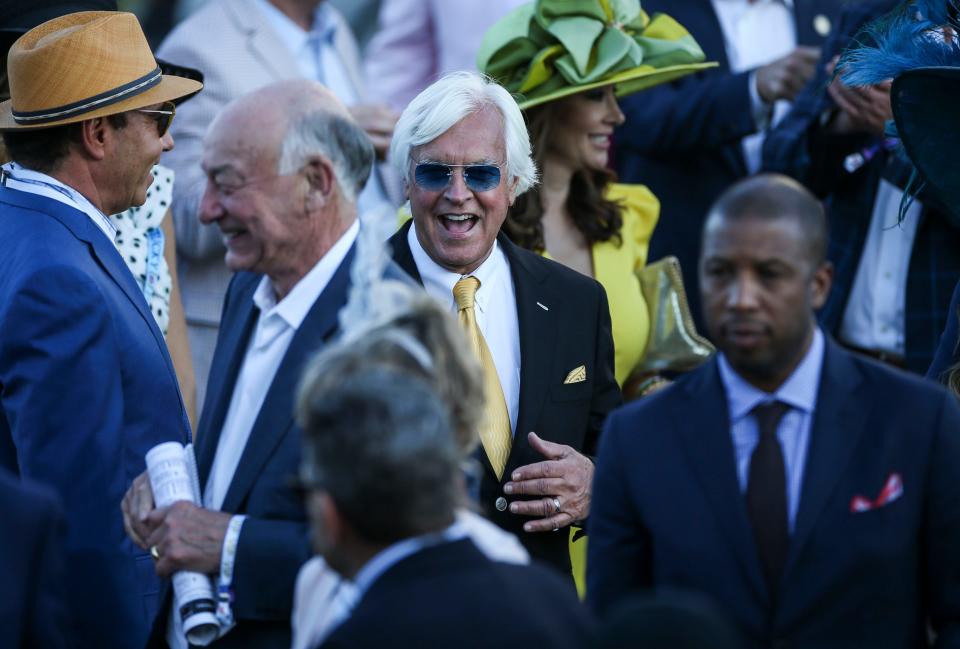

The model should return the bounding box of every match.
[453,276,512,480]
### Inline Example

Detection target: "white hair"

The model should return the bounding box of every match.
[389,71,538,197]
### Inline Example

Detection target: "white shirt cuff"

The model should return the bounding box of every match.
[215,514,247,631]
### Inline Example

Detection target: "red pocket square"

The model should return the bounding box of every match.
[849,473,903,513]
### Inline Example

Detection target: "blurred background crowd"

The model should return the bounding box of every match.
[3,0,960,648]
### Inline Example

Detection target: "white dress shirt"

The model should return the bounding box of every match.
[839,181,922,355]
[253,0,391,220]
[1,161,117,242]
[204,220,359,511]
[408,224,521,434]
[711,0,797,174]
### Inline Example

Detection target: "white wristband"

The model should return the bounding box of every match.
[216,515,246,632]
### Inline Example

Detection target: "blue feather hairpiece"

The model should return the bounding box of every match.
[840,0,960,86]
[836,0,960,221]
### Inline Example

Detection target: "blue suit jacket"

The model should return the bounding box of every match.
[0,186,191,648]
[587,337,960,647]
[163,245,355,648]
[0,469,70,649]
[614,0,840,328]
[763,0,960,373]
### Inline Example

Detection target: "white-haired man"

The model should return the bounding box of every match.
[122,79,374,648]
[388,71,622,576]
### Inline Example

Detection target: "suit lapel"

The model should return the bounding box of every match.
[219,246,355,513]
[196,276,260,486]
[227,0,301,82]
[387,222,424,285]
[500,236,558,477]
[783,340,866,579]
[675,360,769,603]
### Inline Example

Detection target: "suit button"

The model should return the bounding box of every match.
[495,496,508,512]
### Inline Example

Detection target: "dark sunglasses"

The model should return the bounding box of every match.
[413,162,503,192]
[135,101,177,137]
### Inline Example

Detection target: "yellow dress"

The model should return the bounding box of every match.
[544,183,659,597]
[544,182,660,386]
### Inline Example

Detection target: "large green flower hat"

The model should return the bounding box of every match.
[477,0,716,109]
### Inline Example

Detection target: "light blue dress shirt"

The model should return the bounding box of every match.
[717,328,825,532]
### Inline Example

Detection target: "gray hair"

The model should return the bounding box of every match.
[278,110,374,203]
[296,368,460,544]
[300,293,484,455]
[389,71,538,197]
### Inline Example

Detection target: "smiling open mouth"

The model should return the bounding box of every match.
[438,214,478,235]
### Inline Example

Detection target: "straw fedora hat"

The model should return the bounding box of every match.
[0,11,202,131]
[477,0,716,110]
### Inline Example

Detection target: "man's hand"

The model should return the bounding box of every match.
[756,46,821,103]
[348,103,398,160]
[825,56,892,136]
[502,432,594,533]
[143,502,232,577]
[121,471,154,550]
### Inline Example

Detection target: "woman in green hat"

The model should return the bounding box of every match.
[479,0,712,391]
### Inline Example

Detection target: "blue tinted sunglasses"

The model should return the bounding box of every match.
[413,162,503,192]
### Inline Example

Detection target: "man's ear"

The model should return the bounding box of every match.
[304,155,336,195]
[77,117,109,161]
[507,175,519,206]
[318,492,343,544]
[810,260,834,310]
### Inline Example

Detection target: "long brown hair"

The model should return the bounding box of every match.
[504,100,623,252]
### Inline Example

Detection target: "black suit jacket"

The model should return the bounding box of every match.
[0,469,69,649]
[389,223,622,572]
[319,538,593,649]
[150,246,356,648]
[615,0,841,329]
[588,337,960,648]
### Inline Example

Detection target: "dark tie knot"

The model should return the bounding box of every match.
[453,276,481,311]
[752,400,790,439]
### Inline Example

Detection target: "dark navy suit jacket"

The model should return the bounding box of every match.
[320,538,593,649]
[763,0,960,373]
[614,0,840,328]
[0,469,70,649]
[588,337,960,648]
[928,279,960,383]
[0,186,190,648]
[390,223,622,573]
[152,245,356,648]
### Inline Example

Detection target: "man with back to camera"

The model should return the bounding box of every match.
[298,368,593,648]
[587,174,960,648]
[387,71,622,575]
[0,11,198,648]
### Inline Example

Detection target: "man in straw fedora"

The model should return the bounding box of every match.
[0,10,201,649]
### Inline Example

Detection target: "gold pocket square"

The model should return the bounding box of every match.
[564,365,587,384]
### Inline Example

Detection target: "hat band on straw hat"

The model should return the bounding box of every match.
[12,65,162,125]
